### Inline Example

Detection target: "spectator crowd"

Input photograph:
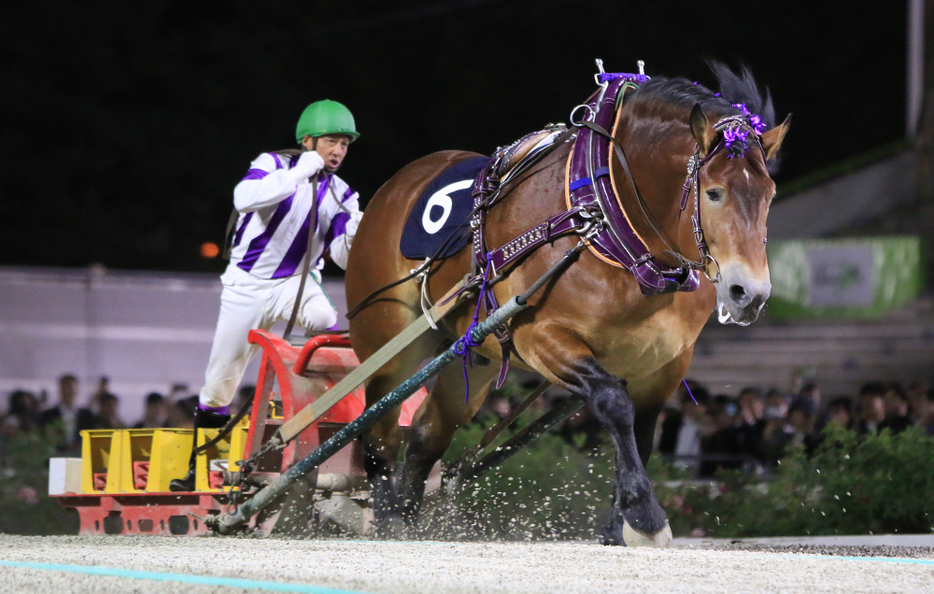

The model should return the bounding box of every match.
[4,371,934,477]
[655,378,934,478]
[475,373,934,480]
[0,373,255,456]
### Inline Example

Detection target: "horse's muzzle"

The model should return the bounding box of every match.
[718,273,770,325]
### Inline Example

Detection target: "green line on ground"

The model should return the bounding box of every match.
[0,560,374,594]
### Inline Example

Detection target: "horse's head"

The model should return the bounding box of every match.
[688,104,791,325]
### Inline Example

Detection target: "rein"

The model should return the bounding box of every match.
[577,119,706,274]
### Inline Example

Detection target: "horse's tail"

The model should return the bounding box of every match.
[708,60,781,171]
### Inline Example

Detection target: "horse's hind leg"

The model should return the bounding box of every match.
[398,359,498,530]
[352,302,437,536]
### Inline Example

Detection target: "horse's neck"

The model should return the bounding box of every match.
[615,112,700,266]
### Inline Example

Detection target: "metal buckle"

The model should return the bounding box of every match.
[580,216,605,240]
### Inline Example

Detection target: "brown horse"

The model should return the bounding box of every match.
[346,63,790,545]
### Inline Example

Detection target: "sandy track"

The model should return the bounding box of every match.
[1,535,932,593]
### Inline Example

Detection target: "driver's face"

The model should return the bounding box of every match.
[302,134,351,171]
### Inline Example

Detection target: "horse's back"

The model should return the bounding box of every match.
[345,150,482,323]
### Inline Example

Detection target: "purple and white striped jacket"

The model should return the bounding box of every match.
[229,152,360,279]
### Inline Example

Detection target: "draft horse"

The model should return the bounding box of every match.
[346,62,790,545]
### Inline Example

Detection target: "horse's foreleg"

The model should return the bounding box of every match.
[569,358,669,546]
[629,353,693,468]
[398,360,497,530]
[529,329,670,547]
[632,404,664,468]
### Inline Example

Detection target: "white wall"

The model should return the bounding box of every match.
[0,266,348,424]
[769,152,917,239]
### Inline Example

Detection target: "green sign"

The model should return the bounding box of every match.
[766,236,922,318]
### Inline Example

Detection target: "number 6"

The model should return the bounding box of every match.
[422,180,472,234]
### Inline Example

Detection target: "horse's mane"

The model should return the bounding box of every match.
[629,76,733,118]
[627,61,780,169]
[708,61,776,130]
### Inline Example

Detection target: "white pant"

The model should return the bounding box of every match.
[199,264,338,409]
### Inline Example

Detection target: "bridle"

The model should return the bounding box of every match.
[673,115,768,283]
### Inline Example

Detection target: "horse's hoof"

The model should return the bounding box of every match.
[601,525,626,546]
[622,519,672,547]
[374,516,407,540]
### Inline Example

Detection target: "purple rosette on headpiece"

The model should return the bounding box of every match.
[723,125,749,158]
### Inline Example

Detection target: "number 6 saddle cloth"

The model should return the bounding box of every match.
[399,155,488,260]
[400,127,566,261]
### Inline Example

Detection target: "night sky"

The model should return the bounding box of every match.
[1,1,908,273]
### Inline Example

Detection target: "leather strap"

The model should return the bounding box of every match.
[579,120,686,263]
[448,379,552,474]
[488,206,587,275]
[477,380,551,452]
[222,208,240,260]
[283,178,319,338]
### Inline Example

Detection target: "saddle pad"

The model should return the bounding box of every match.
[400,155,489,260]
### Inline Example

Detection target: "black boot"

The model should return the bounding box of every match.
[169,407,231,492]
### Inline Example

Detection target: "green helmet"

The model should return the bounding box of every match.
[295,100,360,144]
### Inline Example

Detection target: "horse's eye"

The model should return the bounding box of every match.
[706,189,722,202]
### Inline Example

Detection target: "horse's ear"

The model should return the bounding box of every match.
[689,104,714,158]
[761,113,792,162]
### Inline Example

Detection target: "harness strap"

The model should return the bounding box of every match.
[469,203,589,389]
[568,167,610,190]
[477,380,551,451]
[487,206,588,276]
[446,379,552,476]
[471,126,576,272]
[579,120,705,271]
[466,127,576,387]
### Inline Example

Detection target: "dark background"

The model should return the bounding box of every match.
[0,1,908,273]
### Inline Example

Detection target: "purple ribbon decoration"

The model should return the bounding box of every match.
[731,102,768,135]
[682,379,698,405]
[453,258,494,402]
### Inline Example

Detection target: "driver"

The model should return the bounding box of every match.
[171,100,363,491]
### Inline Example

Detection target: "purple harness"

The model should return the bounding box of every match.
[463,69,767,387]
[566,75,701,295]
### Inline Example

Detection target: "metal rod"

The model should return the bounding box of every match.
[518,245,582,305]
[455,394,585,486]
[210,296,528,534]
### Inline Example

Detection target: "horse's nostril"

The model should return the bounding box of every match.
[730,284,749,306]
